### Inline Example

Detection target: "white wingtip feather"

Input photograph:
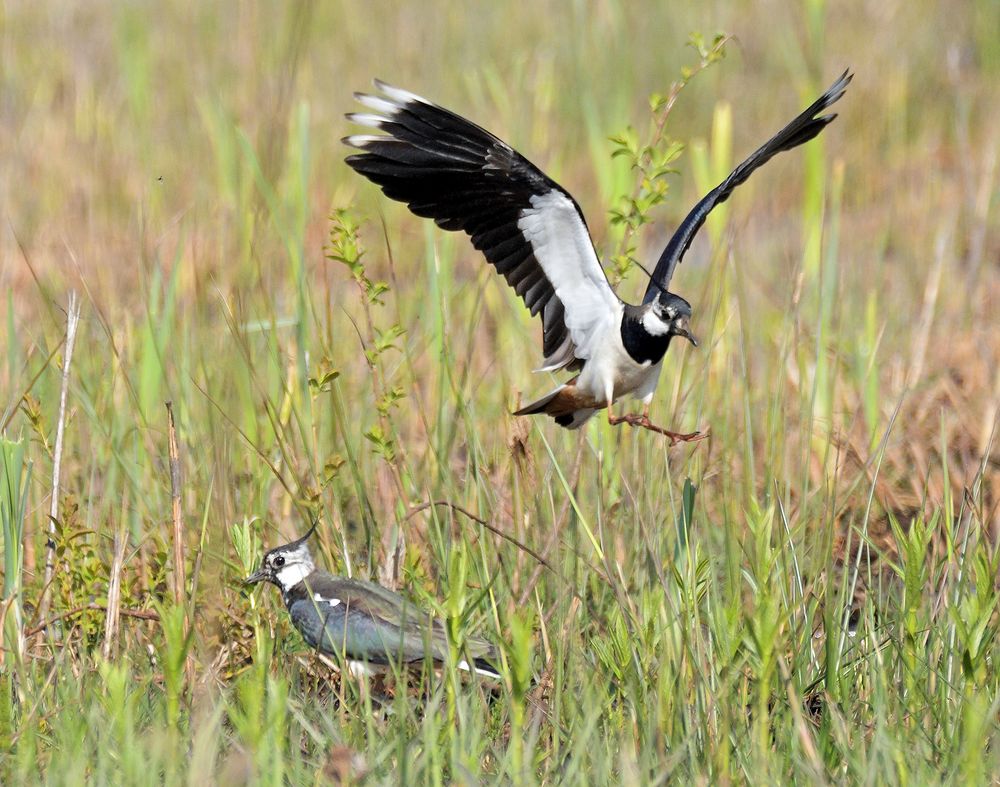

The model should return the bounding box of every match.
[373,79,429,106]
[355,94,401,114]
[343,134,397,148]
[346,113,389,128]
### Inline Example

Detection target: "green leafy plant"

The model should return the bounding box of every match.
[1,436,30,665]
[607,33,729,284]
[327,210,408,472]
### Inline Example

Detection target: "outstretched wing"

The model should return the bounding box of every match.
[643,70,853,302]
[344,81,621,371]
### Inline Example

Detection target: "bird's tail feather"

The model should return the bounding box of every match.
[513,386,566,416]
[514,386,597,430]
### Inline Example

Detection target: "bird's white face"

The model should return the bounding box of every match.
[273,546,314,590]
[247,542,315,591]
[650,296,697,346]
[641,305,671,336]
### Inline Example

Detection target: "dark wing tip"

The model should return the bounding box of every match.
[643,68,854,300]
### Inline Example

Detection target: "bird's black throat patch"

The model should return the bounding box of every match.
[620,305,671,365]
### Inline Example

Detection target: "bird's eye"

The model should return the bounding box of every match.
[273,555,286,568]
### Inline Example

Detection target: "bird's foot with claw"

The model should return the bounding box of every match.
[609,413,708,445]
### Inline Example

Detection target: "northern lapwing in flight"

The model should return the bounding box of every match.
[245,524,502,679]
[344,71,852,439]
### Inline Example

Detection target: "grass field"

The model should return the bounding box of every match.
[2,0,999,783]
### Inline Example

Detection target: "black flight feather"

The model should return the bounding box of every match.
[643,70,853,301]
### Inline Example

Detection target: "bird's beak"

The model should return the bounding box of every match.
[675,319,698,347]
[244,567,267,585]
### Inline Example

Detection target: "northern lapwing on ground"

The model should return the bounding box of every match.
[244,525,502,679]
[344,71,852,439]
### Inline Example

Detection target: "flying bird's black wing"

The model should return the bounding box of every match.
[344,81,621,372]
[643,70,852,302]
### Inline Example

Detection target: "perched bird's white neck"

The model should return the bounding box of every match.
[275,561,312,591]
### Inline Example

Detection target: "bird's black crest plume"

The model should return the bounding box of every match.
[282,518,318,551]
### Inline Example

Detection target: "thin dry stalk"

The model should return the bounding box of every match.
[517,440,586,607]
[376,464,403,590]
[404,499,557,575]
[165,401,195,686]
[908,215,953,387]
[166,401,185,607]
[37,291,81,633]
[102,511,128,660]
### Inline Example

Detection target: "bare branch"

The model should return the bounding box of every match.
[26,604,159,639]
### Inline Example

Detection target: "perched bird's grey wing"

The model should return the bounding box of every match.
[345,81,621,372]
[287,576,416,663]
[336,579,500,667]
[287,594,347,655]
[293,576,499,674]
[643,70,852,301]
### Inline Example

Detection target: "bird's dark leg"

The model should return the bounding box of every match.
[608,402,706,445]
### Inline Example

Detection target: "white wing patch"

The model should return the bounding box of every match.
[312,593,342,608]
[517,192,621,366]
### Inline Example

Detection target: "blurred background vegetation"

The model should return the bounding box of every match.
[1,0,998,782]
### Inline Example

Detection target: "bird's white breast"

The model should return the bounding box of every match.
[575,318,660,405]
